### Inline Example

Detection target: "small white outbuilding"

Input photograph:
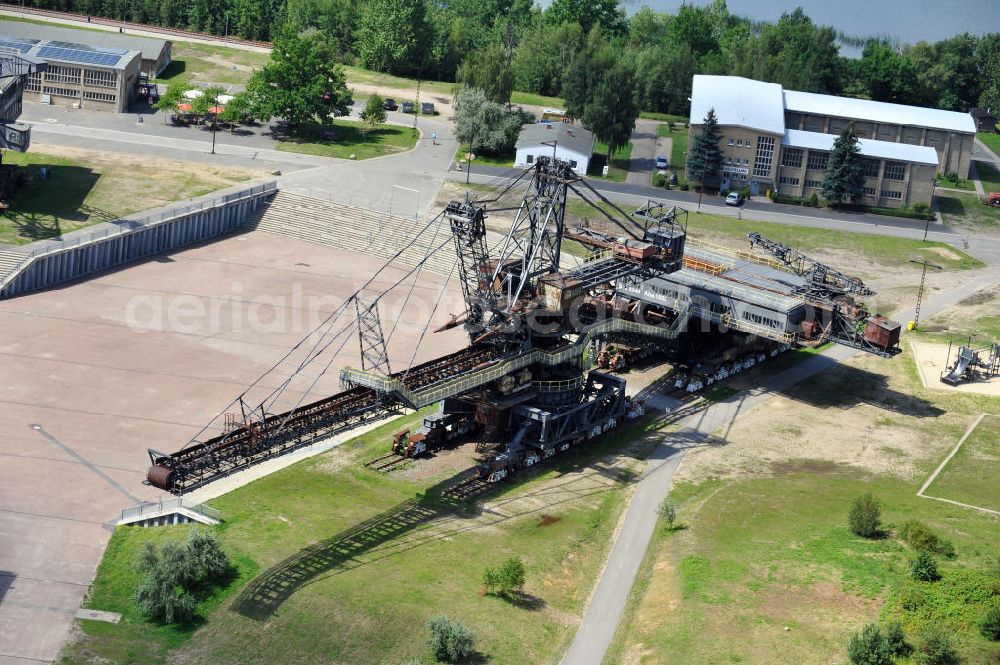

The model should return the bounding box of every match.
[514,122,595,175]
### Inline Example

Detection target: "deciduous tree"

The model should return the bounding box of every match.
[357,0,430,75]
[245,29,351,129]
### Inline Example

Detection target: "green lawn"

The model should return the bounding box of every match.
[0,149,255,245]
[974,160,1000,191]
[640,112,688,124]
[684,212,983,271]
[937,192,1000,229]
[458,145,514,168]
[510,91,565,108]
[977,131,1000,157]
[276,120,417,160]
[588,141,633,182]
[935,176,976,191]
[925,414,1000,512]
[606,466,1000,665]
[60,404,674,665]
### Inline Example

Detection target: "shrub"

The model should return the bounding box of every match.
[913,201,931,213]
[484,557,526,597]
[943,171,960,183]
[899,520,955,558]
[133,530,233,624]
[658,498,677,530]
[427,616,476,663]
[885,620,912,657]
[768,189,778,201]
[981,605,1000,640]
[847,623,893,665]
[849,492,882,539]
[652,172,666,187]
[680,182,689,191]
[915,628,959,665]
[911,551,941,582]
[808,192,820,207]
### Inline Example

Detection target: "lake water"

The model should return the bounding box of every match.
[624,0,998,52]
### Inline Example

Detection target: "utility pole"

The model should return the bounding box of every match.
[909,258,943,329]
[413,80,420,131]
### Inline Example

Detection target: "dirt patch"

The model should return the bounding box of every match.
[397,442,481,483]
[538,514,562,527]
[910,341,1000,396]
[350,83,455,119]
[754,579,880,623]
[672,353,965,486]
[928,246,963,262]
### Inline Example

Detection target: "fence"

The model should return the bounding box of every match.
[0,181,276,298]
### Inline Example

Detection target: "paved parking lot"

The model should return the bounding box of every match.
[0,231,465,663]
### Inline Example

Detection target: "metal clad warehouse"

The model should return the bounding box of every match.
[0,34,141,112]
[0,21,170,77]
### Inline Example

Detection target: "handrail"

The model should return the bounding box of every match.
[341,306,692,409]
[120,497,221,522]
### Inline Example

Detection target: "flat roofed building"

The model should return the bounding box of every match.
[688,75,957,207]
[0,35,140,112]
[783,88,975,176]
[0,21,170,77]
[515,122,596,176]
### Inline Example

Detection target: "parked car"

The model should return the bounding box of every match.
[401,101,415,113]
[383,98,398,111]
[655,155,668,170]
[725,191,745,206]
[421,102,435,114]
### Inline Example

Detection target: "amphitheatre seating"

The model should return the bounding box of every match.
[245,191,456,277]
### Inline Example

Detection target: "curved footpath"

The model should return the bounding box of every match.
[561,266,1000,665]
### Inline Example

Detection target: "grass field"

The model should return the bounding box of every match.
[60,406,673,665]
[588,141,633,182]
[682,212,983,272]
[640,112,688,124]
[276,120,417,160]
[924,414,1000,512]
[0,147,257,245]
[606,467,1000,665]
[975,160,1000,191]
[977,131,1000,157]
[937,192,1000,229]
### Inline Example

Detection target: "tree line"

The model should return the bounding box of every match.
[27,0,1000,117]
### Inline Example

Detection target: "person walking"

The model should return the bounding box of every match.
[431,131,437,145]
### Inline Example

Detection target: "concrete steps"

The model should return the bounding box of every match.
[118,497,221,527]
[247,191,455,276]
[0,249,30,293]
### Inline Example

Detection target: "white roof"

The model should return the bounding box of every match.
[689,75,786,135]
[784,89,975,134]
[783,129,939,165]
[184,89,203,99]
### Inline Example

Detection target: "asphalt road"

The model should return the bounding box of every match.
[561,266,1000,665]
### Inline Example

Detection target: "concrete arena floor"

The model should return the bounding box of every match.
[0,231,467,664]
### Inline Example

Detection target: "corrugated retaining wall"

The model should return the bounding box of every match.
[0,180,277,299]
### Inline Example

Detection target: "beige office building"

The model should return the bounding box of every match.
[688,76,970,208]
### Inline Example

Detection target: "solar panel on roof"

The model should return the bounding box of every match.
[0,36,40,53]
[46,40,128,55]
[38,45,121,67]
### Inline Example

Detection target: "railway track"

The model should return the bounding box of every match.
[364,452,409,473]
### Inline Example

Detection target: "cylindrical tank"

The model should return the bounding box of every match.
[147,464,174,491]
